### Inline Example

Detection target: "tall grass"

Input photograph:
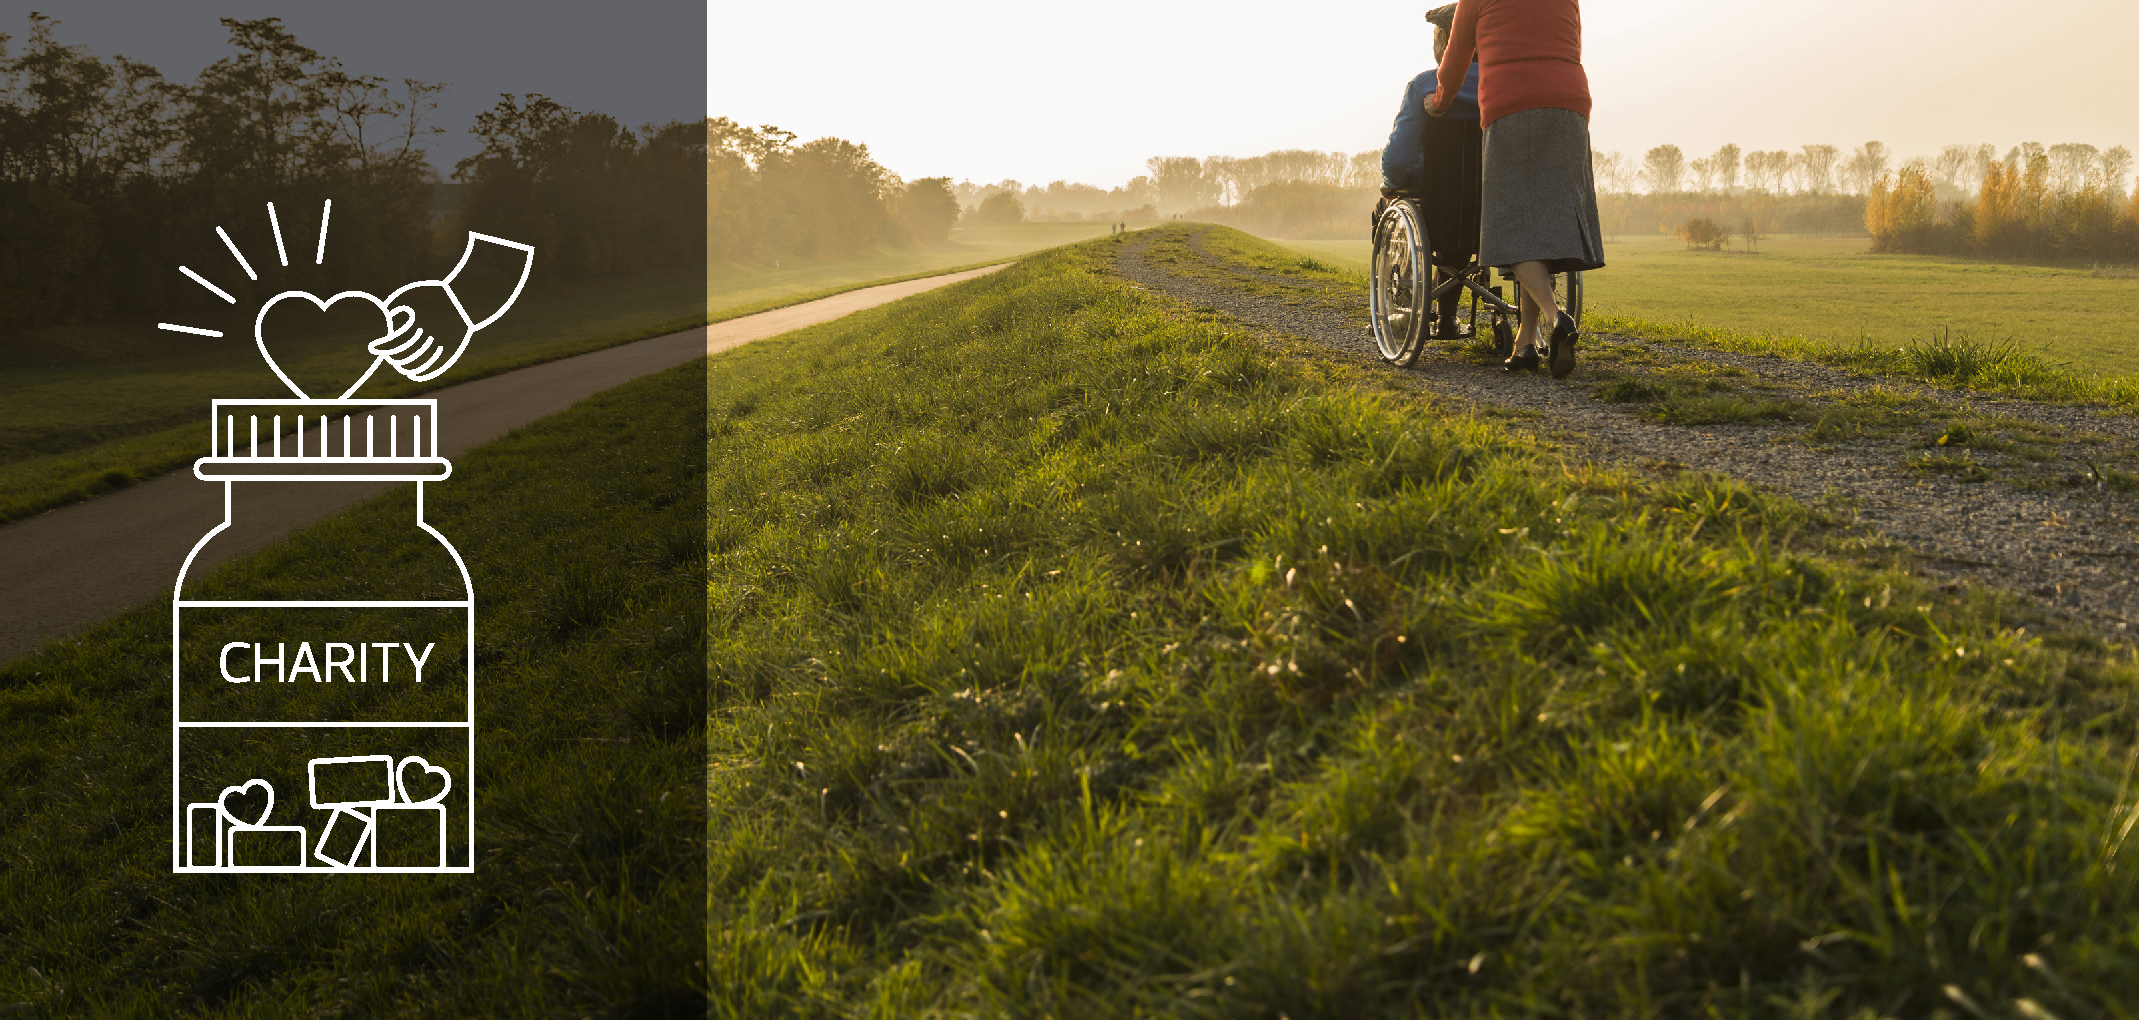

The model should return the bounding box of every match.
[707,227,2139,1016]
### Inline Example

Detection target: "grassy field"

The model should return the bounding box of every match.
[0,358,705,1013]
[707,222,1138,317]
[707,228,2139,1015]
[1279,234,2139,377]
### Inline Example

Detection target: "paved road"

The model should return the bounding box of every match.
[705,263,1010,357]
[0,263,1010,662]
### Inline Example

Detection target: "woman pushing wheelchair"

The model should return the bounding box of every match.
[1378,0,1603,378]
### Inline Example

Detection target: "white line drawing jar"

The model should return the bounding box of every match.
[173,398,474,873]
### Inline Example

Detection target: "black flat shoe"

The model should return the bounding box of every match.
[1547,311,1579,379]
[1503,349,1541,372]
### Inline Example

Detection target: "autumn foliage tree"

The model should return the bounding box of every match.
[1866,144,2136,258]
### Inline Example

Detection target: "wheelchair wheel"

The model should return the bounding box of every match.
[1369,201,1430,367]
[1491,315,1515,361]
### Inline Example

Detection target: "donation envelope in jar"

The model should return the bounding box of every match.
[165,201,532,873]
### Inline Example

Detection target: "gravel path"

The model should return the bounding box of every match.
[1117,229,2139,637]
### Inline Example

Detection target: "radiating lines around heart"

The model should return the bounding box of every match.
[179,265,236,304]
[217,226,257,281]
[267,201,289,267]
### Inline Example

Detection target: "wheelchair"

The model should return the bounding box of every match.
[1368,116,1582,367]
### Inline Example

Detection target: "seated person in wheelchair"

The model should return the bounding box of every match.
[1379,3,1481,337]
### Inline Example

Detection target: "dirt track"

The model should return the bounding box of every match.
[1117,229,2139,639]
[0,264,1009,663]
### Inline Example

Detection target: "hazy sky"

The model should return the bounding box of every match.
[712,0,2139,188]
[6,2,705,171]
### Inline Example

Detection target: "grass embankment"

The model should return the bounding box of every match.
[1279,233,2139,410]
[0,361,706,1013]
[709,233,2139,1016]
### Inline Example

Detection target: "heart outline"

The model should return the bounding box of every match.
[395,756,451,805]
[216,778,275,828]
[253,289,407,400]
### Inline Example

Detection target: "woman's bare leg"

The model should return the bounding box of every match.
[1509,261,1557,354]
[1513,280,1541,354]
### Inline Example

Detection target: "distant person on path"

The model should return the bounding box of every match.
[1380,3,1481,342]
[1428,0,1603,377]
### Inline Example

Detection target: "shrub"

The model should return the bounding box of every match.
[1674,217,1731,251]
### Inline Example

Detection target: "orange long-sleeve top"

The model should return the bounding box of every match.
[1430,0,1590,129]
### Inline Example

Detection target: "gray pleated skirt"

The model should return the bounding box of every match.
[1480,107,1606,274]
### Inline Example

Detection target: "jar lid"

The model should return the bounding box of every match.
[194,398,450,482]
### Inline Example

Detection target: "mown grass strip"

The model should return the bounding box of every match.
[707,234,2139,1016]
[0,361,707,1014]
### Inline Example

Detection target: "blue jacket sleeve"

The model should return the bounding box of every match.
[1381,72,1434,193]
[1450,63,1480,118]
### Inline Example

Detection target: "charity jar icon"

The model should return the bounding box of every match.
[163,207,533,874]
[173,401,475,872]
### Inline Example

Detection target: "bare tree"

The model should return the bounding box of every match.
[1642,143,1685,194]
[1931,144,1972,198]
[1712,143,1742,192]
[1841,141,1888,195]
[1591,149,1634,193]
[1744,149,1790,192]
[1688,156,1716,194]
[1970,143,1997,192]
[2047,142,2100,193]
[2003,141,2045,171]
[1797,144,1839,194]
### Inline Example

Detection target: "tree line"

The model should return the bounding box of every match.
[954,149,1385,228]
[708,118,956,261]
[1598,141,2132,201]
[0,13,706,332]
[941,135,2139,249]
[0,14,434,328]
[952,178,1157,224]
